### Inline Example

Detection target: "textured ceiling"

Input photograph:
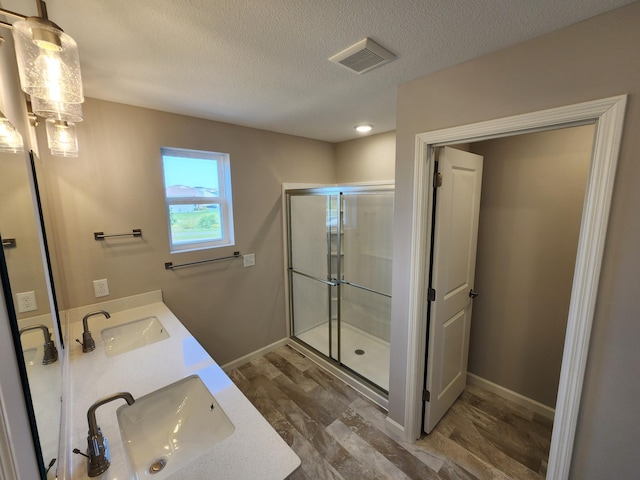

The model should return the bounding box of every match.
[1,0,636,142]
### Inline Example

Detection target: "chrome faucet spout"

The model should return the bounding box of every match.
[19,324,58,364]
[85,392,135,477]
[79,310,110,353]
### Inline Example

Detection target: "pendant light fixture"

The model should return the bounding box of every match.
[1,0,84,157]
[45,118,78,157]
[10,1,83,107]
[31,95,83,122]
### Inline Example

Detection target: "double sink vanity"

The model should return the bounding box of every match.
[61,290,300,479]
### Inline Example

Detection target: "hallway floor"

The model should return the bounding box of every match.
[228,346,552,480]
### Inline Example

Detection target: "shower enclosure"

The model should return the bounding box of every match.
[286,185,393,395]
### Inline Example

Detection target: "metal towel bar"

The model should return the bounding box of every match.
[165,251,241,270]
[94,229,142,240]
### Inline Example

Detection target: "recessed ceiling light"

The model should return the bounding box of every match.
[355,124,373,133]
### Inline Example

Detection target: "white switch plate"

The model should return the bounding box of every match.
[243,253,256,267]
[93,278,110,297]
[16,291,37,313]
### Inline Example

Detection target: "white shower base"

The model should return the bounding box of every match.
[295,321,390,391]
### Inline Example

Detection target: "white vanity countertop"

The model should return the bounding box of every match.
[63,292,300,480]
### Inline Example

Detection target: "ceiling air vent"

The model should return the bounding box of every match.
[329,38,396,74]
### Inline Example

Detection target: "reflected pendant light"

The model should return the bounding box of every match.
[12,16,83,105]
[45,118,78,157]
[0,117,24,153]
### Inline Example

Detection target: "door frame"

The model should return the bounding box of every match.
[403,95,627,480]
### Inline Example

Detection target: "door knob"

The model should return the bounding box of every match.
[469,289,479,298]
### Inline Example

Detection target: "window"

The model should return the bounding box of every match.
[161,147,234,253]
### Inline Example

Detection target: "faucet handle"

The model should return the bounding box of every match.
[82,331,96,352]
[86,427,110,477]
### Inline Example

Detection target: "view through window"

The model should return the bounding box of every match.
[161,147,234,252]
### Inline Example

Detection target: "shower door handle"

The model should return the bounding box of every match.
[469,289,479,299]
[289,268,339,286]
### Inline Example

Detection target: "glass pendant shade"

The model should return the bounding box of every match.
[45,118,78,157]
[12,17,83,104]
[31,96,83,122]
[0,117,24,153]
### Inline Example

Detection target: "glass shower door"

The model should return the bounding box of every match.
[288,193,339,358]
[287,186,393,395]
[340,191,393,391]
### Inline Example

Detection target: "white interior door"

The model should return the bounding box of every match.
[423,146,483,433]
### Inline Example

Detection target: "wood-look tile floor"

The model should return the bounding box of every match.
[228,346,552,480]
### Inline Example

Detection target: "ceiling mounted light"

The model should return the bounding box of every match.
[355,124,373,134]
[1,1,83,106]
[0,116,24,153]
[45,118,78,157]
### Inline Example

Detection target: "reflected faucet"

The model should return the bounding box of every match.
[85,392,135,477]
[19,324,58,365]
[78,310,110,352]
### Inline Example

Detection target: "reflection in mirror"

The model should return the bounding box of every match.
[0,119,61,477]
[0,113,24,153]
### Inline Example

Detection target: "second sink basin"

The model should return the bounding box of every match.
[117,375,235,479]
[100,316,170,357]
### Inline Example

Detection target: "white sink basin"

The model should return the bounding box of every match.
[22,346,39,366]
[100,316,170,357]
[116,375,235,479]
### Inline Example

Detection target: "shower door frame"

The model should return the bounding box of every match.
[284,184,394,405]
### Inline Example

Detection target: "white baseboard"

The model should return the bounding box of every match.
[467,372,555,420]
[221,338,289,372]
[384,416,406,440]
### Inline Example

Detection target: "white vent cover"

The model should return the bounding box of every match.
[329,38,396,74]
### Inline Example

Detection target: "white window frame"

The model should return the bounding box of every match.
[161,147,235,253]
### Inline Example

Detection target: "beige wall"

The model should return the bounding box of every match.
[37,98,337,364]
[389,3,640,478]
[468,125,594,407]
[336,131,395,183]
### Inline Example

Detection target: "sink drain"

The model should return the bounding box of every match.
[354,349,365,355]
[149,458,167,474]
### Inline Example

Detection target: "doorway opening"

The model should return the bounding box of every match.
[403,95,627,480]
[465,125,595,420]
[421,124,595,477]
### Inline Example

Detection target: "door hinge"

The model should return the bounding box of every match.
[428,288,436,302]
[434,171,443,188]
[423,389,431,402]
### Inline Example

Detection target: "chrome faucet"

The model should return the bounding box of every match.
[78,310,110,352]
[85,392,135,477]
[19,324,58,364]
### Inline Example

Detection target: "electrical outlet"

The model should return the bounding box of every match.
[243,253,256,267]
[93,278,109,297]
[16,291,37,313]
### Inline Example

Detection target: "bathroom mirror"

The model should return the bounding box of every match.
[0,143,62,479]
[0,38,63,478]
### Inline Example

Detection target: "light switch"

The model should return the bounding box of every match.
[243,254,256,267]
